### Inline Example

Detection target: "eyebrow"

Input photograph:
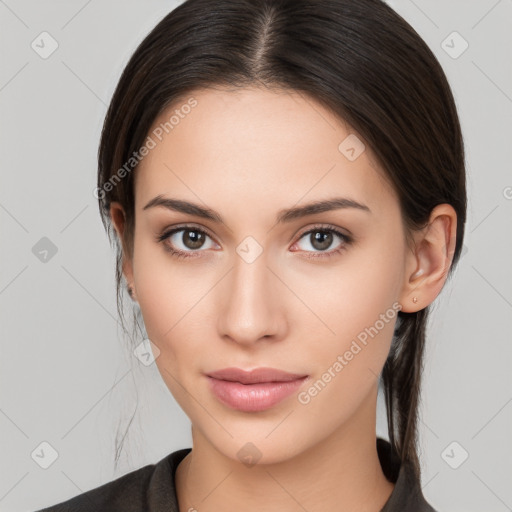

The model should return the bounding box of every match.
[142,195,371,224]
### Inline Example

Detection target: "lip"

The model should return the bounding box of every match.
[206,367,308,384]
[206,367,309,412]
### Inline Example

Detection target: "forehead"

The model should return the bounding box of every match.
[135,86,398,223]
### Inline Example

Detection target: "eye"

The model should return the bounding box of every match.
[156,223,352,260]
[291,224,352,259]
[156,225,218,259]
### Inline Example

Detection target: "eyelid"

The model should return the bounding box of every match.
[294,223,352,240]
[158,222,218,242]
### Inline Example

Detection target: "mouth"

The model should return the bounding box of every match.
[206,366,308,384]
[205,367,309,412]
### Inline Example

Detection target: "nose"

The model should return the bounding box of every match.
[217,251,287,346]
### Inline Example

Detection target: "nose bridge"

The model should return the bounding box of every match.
[217,247,283,344]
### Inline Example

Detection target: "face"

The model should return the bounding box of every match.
[116,86,413,464]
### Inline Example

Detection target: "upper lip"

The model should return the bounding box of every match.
[206,367,308,384]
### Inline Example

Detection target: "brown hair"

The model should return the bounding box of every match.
[96,0,466,477]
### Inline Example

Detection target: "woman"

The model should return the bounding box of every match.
[38,0,466,510]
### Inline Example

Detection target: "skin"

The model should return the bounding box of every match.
[110,86,457,512]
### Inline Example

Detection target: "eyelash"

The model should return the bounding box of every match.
[155,223,353,261]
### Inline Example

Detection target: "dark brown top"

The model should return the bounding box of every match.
[36,438,436,511]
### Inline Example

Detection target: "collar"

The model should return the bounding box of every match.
[154,438,436,511]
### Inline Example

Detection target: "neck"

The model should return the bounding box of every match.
[175,385,394,512]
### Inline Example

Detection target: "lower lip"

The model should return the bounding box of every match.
[206,376,309,412]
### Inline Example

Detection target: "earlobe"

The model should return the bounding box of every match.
[127,284,137,302]
[399,204,457,312]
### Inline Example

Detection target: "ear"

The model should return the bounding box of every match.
[399,204,457,312]
[110,201,137,302]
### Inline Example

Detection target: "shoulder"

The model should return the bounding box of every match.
[35,448,191,512]
[377,438,437,512]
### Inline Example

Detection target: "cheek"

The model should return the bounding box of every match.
[131,234,199,355]
[131,232,226,406]
[294,291,400,437]
[289,231,403,342]
[133,247,206,410]
[292,237,403,408]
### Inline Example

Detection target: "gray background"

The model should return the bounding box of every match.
[1,1,511,511]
